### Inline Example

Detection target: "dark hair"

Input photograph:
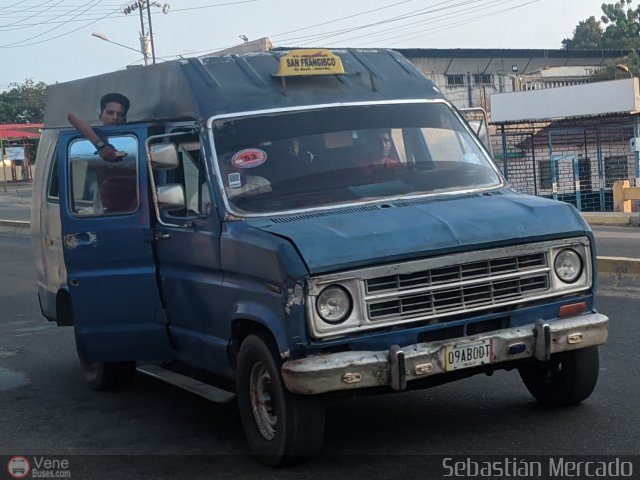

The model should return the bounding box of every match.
[100,93,130,114]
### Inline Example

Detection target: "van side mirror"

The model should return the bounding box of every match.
[157,184,185,210]
[149,143,179,170]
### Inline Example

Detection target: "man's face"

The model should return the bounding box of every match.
[100,101,127,125]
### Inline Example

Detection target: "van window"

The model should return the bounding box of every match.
[68,136,139,216]
[161,138,210,217]
[212,102,500,214]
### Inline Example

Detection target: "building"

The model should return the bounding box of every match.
[489,79,639,211]
[0,123,41,182]
[394,48,637,212]
[396,48,630,112]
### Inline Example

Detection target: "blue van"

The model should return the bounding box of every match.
[32,49,608,465]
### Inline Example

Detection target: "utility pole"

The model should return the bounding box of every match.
[123,1,169,65]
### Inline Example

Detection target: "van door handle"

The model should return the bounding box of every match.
[63,232,97,249]
[154,231,171,240]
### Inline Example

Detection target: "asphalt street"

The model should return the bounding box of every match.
[0,232,639,479]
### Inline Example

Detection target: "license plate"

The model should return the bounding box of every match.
[445,339,492,371]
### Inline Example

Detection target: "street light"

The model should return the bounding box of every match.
[616,63,632,78]
[91,32,141,55]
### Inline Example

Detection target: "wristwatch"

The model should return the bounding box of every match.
[95,140,107,151]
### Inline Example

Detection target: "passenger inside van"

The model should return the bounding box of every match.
[357,129,400,175]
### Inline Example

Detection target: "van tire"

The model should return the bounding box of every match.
[518,346,599,406]
[236,333,325,466]
[75,335,136,391]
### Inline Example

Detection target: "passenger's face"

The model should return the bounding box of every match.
[288,139,300,157]
[100,102,127,125]
[377,133,392,157]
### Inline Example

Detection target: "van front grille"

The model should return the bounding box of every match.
[368,274,549,320]
[366,253,546,293]
[365,252,549,322]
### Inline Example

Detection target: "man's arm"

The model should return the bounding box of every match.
[67,113,124,162]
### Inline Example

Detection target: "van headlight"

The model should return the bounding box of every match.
[554,249,582,283]
[316,285,352,324]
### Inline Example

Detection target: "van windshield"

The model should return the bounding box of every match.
[211,102,502,214]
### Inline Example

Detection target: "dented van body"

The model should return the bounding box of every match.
[32,49,608,465]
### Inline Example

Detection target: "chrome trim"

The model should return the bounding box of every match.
[307,238,592,339]
[282,313,609,395]
[205,99,506,219]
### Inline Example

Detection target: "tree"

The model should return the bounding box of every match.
[562,1,640,76]
[562,1,640,51]
[0,79,47,124]
[562,16,603,49]
[600,0,640,50]
[596,51,640,79]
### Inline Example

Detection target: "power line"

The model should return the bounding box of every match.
[169,0,259,13]
[0,1,122,48]
[274,0,538,48]
[269,0,413,39]
[323,0,524,46]
[0,1,36,12]
[275,0,489,45]
[0,0,260,32]
[4,0,66,29]
[0,0,58,14]
[364,0,541,46]
[0,0,105,47]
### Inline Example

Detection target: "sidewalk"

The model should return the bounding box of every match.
[0,180,33,205]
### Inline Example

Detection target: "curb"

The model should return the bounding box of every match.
[582,212,640,227]
[597,256,640,293]
[0,220,30,235]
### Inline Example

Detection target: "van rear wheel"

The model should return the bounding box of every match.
[518,346,600,406]
[75,335,135,391]
[236,333,325,466]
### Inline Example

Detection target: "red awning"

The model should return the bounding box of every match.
[0,123,43,140]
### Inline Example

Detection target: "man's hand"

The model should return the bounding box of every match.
[98,144,126,163]
[68,112,126,162]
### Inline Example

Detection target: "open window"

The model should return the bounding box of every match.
[67,136,139,216]
[149,130,211,223]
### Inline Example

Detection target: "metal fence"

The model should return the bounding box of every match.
[490,118,637,212]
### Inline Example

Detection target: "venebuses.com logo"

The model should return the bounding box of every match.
[6,456,71,478]
[7,456,30,479]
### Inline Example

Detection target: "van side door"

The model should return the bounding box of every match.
[57,126,172,362]
[147,128,226,372]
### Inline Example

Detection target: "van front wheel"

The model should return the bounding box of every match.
[75,335,135,391]
[518,346,600,406]
[236,333,325,466]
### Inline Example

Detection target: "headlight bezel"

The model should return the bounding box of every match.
[315,284,353,324]
[553,248,583,284]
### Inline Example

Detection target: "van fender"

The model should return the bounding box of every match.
[228,301,291,366]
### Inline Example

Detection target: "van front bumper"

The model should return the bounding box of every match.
[281,314,609,395]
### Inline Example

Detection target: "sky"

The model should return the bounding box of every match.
[0,0,612,90]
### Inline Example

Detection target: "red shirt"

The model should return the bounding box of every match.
[358,156,399,175]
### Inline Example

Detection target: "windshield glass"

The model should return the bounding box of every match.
[211,102,502,214]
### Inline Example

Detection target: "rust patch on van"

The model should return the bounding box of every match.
[63,232,97,250]
[284,283,304,314]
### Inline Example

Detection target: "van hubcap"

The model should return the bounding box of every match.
[249,362,277,440]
